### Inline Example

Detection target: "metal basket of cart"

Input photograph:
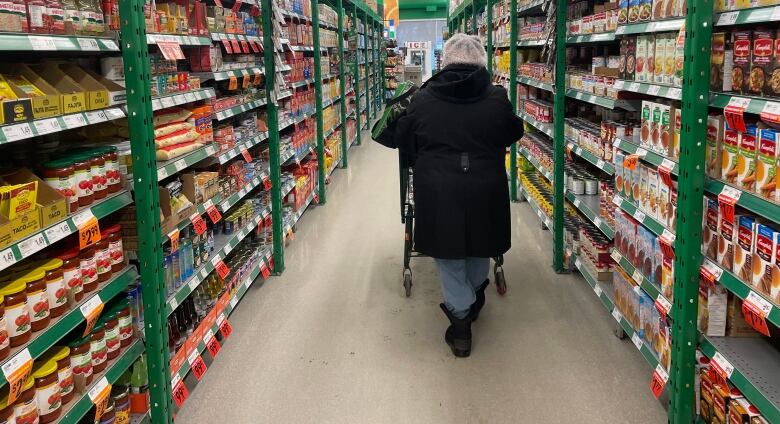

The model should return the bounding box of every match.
[372,82,507,298]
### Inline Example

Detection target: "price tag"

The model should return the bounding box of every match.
[660,229,676,246]
[72,209,101,250]
[716,11,738,25]
[615,26,626,35]
[772,5,780,21]
[205,202,222,224]
[168,229,180,252]
[80,294,104,336]
[632,269,644,283]
[574,258,582,269]
[161,97,175,109]
[614,80,625,89]
[34,118,61,135]
[88,377,111,421]
[650,364,669,399]
[44,221,72,245]
[260,261,271,279]
[174,160,186,172]
[104,108,124,120]
[2,349,33,404]
[624,154,639,170]
[701,260,724,283]
[629,82,640,92]
[185,92,197,102]
[633,209,646,223]
[187,350,207,381]
[710,352,735,380]
[611,308,623,322]
[718,185,741,222]
[63,114,87,128]
[76,37,100,52]
[18,233,46,258]
[741,291,773,336]
[103,39,118,50]
[655,295,672,317]
[573,198,581,208]
[171,373,189,408]
[158,41,185,60]
[85,110,107,124]
[611,250,623,263]
[2,123,33,141]
[217,313,233,339]
[659,158,676,174]
[612,195,623,206]
[204,329,221,358]
[593,217,603,228]
[229,295,238,309]
[241,148,252,162]
[647,85,661,96]
[0,248,16,270]
[190,213,207,236]
[725,97,751,132]
[214,259,230,280]
[594,284,603,297]
[596,159,606,169]
[631,332,644,350]
[28,35,57,50]
[760,102,780,125]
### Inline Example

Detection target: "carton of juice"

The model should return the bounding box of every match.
[639,164,650,212]
[648,167,659,220]
[636,35,649,82]
[664,34,676,86]
[706,115,724,178]
[734,215,756,283]
[737,126,758,191]
[756,128,777,201]
[640,101,653,149]
[654,33,666,84]
[722,123,741,185]
[753,224,778,297]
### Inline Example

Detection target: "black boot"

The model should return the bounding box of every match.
[469,279,490,322]
[440,304,472,357]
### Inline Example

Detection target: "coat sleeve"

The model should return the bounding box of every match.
[393,98,419,155]
[494,87,524,148]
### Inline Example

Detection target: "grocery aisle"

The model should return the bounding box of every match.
[176,136,667,423]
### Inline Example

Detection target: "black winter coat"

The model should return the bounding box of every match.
[395,64,524,259]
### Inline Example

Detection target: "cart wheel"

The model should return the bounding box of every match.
[403,270,413,297]
[494,266,507,295]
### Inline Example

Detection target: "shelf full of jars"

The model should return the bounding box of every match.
[451,0,780,421]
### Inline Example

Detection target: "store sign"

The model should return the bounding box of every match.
[405,41,430,49]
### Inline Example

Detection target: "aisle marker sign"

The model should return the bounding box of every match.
[88,377,112,421]
[171,373,189,408]
[80,294,104,337]
[2,349,32,404]
[650,365,669,399]
[187,349,207,381]
[741,291,773,337]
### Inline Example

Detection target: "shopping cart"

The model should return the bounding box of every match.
[399,151,507,298]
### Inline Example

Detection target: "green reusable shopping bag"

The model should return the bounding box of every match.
[371,80,418,148]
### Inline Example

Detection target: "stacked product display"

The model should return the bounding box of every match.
[0,0,382,422]
[450,0,780,421]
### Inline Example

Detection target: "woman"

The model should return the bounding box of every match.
[395,34,524,358]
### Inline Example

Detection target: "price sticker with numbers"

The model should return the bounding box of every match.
[73,209,101,250]
[77,37,100,50]
[34,118,61,135]
[171,373,189,408]
[633,209,646,223]
[760,101,780,125]
[741,291,773,337]
[611,308,623,323]
[710,352,734,380]
[632,269,644,284]
[716,11,738,25]
[168,229,180,253]
[88,377,112,421]
[85,110,107,124]
[650,364,669,399]
[63,114,87,128]
[2,349,33,404]
[0,248,16,270]
[187,349,208,381]
[631,332,644,350]
[190,211,207,235]
[204,329,221,358]
[241,148,252,162]
[628,82,640,92]
[655,295,672,317]
[217,313,233,339]
[2,123,33,141]
[44,221,72,245]
[80,294,104,336]
[611,249,623,263]
[612,195,623,207]
[647,85,661,96]
[214,259,230,279]
[700,260,724,284]
[725,97,751,132]
[18,234,46,258]
[28,35,57,50]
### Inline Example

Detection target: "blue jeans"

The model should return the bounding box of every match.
[434,257,491,319]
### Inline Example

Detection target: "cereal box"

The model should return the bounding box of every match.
[626,37,637,81]
[732,31,752,95]
[648,167,659,220]
[717,203,741,273]
[737,126,758,191]
[735,215,756,283]
[654,33,667,84]
[706,114,724,178]
[636,35,649,82]
[703,197,720,260]
[722,123,741,185]
[749,30,773,96]
[756,128,778,201]
[753,224,778,297]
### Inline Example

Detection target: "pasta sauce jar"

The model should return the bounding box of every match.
[95,237,112,284]
[72,153,95,208]
[0,298,8,361]
[57,249,83,304]
[0,280,30,347]
[69,336,93,393]
[80,246,98,293]
[103,224,124,274]
[12,377,39,424]
[33,359,62,423]
[17,269,50,332]
[90,322,107,374]
[42,159,78,213]
[36,259,68,318]
[44,346,74,405]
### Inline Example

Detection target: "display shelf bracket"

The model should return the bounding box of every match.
[509,0,518,202]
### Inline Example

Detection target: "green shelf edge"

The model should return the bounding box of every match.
[146,33,211,45]
[611,248,674,319]
[217,132,270,164]
[565,32,616,44]
[705,179,780,225]
[709,92,780,115]
[564,191,616,239]
[0,106,126,145]
[151,88,215,111]
[519,185,554,230]
[59,340,144,424]
[565,89,616,109]
[0,266,137,387]
[615,80,682,100]
[714,5,780,26]
[565,138,616,175]
[615,18,685,35]
[613,194,672,238]
[613,137,680,176]
[214,99,268,121]
[517,76,554,92]
[518,146,553,182]
[517,111,554,138]
[0,33,119,51]
[0,190,133,272]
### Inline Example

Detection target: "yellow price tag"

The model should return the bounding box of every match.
[168,229,180,253]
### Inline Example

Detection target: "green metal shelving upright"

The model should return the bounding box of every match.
[312,0,327,203]
[338,0,349,167]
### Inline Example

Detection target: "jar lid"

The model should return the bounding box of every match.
[42,158,75,169]
[22,376,34,392]
[32,359,57,379]
[14,268,46,284]
[56,248,80,261]
[2,279,29,295]
[46,346,70,362]
[95,145,118,154]
[102,223,121,235]
[71,152,93,162]
[34,258,63,272]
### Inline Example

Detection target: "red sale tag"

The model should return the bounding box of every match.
[717,185,741,223]
[191,213,207,235]
[217,313,233,339]
[230,40,240,52]
[741,291,772,336]
[168,229,180,253]
[221,39,233,54]
[187,350,207,381]
[206,204,222,224]
[88,377,112,421]
[262,177,272,191]
[241,148,252,162]
[759,102,780,126]
[204,329,221,358]
[649,365,669,399]
[171,374,189,408]
[240,40,249,53]
[623,154,639,170]
[260,262,270,279]
[215,260,230,279]
[724,97,750,133]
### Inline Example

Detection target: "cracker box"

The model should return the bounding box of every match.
[735,215,756,282]
[722,123,741,185]
[752,224,777,296]
[732,31,752,95]
[749,29,773,96]
[654,33,667,84]
[704,197,720,260]
[737,126,758,192]
[706,115,725,178]
[636,35,649,82]
[717,204,741,273]
[648,167,659,220]
[756,128,777,201]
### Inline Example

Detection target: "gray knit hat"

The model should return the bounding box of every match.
[442,33,487,68]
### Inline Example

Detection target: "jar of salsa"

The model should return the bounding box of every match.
[72,153,95,208]
[103,224,124,274]
[32,359,62,423]
[43,346,73,405]
[12,377,39,424]
[112,385,130,424]
[0,280,30,347]
[111,299,133,348]
[0,298,7,361]
[42,159,78,214]
[35,259,67,319]
[87,150,107,200]
[89,322,107,373]
[57,249,83,304]
[98,311,120,360]
[16,269,50,332]
[0,388,12,424]
[68,336,93,393]
[98,398,115,424]
[80,246,98,293]
[97,146,121,193]
[94,237,112,284]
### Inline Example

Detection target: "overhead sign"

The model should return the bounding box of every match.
[405,41,430,49]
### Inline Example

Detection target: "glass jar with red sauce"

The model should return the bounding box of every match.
[103,224,124,273]
[35,258,68,318]
[89,322,107,373]
[12,377,39,424]
[80,246,98,293]
[0,280,30,347]
[87,150,107,200]
[72,152,95,208]
[68,336,93,393]
[17,269,50,332]
[56,249,83,304]
[42,159,78,214]
[0,297,8,361]
[94,237,112,284]
[32,359,62,423]
[98,145,121,193]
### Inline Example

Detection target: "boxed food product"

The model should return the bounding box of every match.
[756,128,777,201]
[640,100,652,149]
[728,397,762,424]
[646,35,655,82]
[636,35,648,82]
[749,29,773,96]
[665,33,677,85]
[752,224,778,297]
[29,63,87,114]
[737,126,758,191]
[674,26,686,87]
[0,169,67,244]
[658,169,673,226]
[615,150,626,197]
[732,31,752,94]
[0,74,33,125]
[632,155,641,204]
[673,105,682,159]
[707,115,725,178]
[57,64,110,110]
[661,240,674,298]
[1,69,61,119]
[735,215,756,282]
[721,123,740,185]
[648,167,659,220]
[639,164,649,212]
[704,197,720,260]
[618,0,629,23]
[654,33,667,84]
[713,384,743,424]
[718,205,741,272]
[700,370,716,423]
[710,33,734,92]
